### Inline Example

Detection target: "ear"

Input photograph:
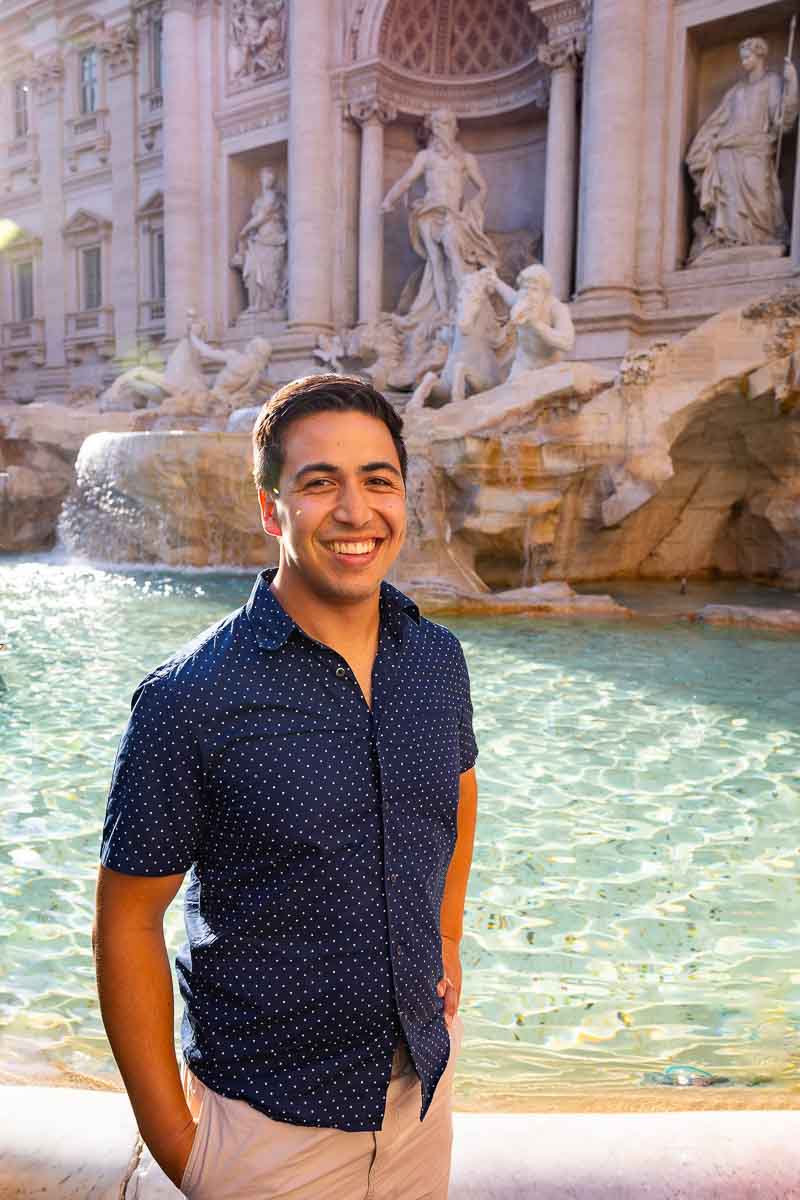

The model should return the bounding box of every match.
[257,488,282,538]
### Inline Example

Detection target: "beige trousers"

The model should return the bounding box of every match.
[179,1016,462,1200]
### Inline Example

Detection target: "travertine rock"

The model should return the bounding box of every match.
[11,294,800,594]
[0,403,149,552]
[59,432,272,568]
[692,604,800,631]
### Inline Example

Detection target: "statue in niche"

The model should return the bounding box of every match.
[381,108,498,320]
[407,268,509,410]
[229,0,286,82]
[231,167,288,318]
[686,36,799,262]
[485,264,575,378]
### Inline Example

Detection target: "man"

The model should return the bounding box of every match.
[381,107,497,316]
[486,264,575,378]
[93,374,479,1199]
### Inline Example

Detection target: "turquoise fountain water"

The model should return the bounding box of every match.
[1,560,799,1103]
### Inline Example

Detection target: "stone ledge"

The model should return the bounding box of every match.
[2,1087,800,1199]
[691,604,800,633]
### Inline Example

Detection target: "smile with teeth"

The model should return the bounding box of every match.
[327,538,381,556]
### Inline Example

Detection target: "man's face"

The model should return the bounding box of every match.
[258,409,407,605]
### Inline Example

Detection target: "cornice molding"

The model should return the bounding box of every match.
[335,56,549,119]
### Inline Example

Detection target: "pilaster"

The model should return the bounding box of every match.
[287,0,333,335]
[530,1,589,301]
[30,51,66,369]
[573,0,646,313]
[162,0,201,339]
[100,23,139,359]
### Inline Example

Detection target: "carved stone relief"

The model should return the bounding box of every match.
[228,0,287,89]
[30,52,64,105]
[97,22,138,77]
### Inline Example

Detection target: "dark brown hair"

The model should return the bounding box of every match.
[252,374,407,494]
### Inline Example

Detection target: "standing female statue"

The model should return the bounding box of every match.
[686,37,798,261]
[232,167,288,316]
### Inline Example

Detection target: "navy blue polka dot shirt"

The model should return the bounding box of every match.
[100,567,478,1132]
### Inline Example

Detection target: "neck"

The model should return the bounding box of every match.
[747,63,766,82]
[269,565,381,653]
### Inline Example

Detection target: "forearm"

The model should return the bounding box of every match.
[541,326,575,352]
[440,770,478,943]
[493,279,518,309]
[93,921,192,1167]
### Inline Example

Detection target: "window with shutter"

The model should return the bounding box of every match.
[16,261,34,321]
[13,80,30,138]
[79,49,98,115]
[82,246,102,310]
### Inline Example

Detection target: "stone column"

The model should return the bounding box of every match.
[530,3,588,299]
[31,52,66,369]
[538,40,582,301]
[572,0,646,305]
[101,24,139,359]
[162,0,201,339]
[287,0,333,334]
[332,102,360,330]
[350,100,396,326]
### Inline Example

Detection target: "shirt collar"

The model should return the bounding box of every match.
[246,567,420,652]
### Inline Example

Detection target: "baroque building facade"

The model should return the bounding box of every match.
[2,0,800,403]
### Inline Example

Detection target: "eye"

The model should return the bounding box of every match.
[368,477,394,487]
[304,478,333,489]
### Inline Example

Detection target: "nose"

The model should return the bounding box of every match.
[333,479,373,528]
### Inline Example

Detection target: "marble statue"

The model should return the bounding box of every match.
[99,315,273,417]
[232,167,288,316]
[686,37,799,261]
[381,108,497,318]
[230,0,286,82]
[314,333,346,373]
[98,316,210,412]
[407,268,508,410]
[188,328,274,413]
[486,264,575,378]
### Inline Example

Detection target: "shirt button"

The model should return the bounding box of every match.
[335,666,347,678]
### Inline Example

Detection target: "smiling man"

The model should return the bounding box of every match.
[93,374,479,1199]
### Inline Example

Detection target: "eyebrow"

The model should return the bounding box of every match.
[292,461,403,483]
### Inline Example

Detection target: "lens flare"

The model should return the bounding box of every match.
[0,219,21,251]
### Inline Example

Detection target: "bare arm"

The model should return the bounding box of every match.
[536,301,576,353]
[382,151,427,212]
[189,329,230,365]
[438,766,478,1026]
[93,865,194,1188]
[486,270,518,310]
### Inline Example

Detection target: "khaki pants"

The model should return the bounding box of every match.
[179,1016,462,1200]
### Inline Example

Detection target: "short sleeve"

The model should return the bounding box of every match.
[100,674,207,875]
[456,641,478,774]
